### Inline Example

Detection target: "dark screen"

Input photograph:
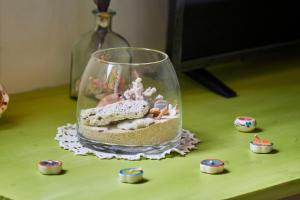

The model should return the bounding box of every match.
[182,0,300,61]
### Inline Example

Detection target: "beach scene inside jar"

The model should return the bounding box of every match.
[77,48,181,147]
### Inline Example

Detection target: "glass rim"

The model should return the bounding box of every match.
[91,47,169,66]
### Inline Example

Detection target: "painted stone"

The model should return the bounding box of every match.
[38,160,63,175]
[119,168,144,184]
[234,116,256,132]
[200,159,224,174]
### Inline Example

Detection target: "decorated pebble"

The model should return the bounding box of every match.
[38,160,63,175]
[234,116,256,132]
[200,159,224,174]
[119,168,144,184]
[250,135,273,154]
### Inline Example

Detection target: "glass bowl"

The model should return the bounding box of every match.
[77,47,182,155]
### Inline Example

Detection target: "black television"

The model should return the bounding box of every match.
[166,0,300,97]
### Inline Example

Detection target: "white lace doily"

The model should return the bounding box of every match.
[55,124,200,160]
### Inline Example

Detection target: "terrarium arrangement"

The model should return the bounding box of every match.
[76,47,182,155]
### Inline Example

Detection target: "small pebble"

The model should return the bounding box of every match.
[38,160,63,175]
[200,159,224,174]
[234,116,256,132]
[119,168,144,184]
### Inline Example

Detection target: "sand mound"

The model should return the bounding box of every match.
[79,117,180,146]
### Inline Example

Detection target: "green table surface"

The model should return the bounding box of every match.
[1,55,300,200]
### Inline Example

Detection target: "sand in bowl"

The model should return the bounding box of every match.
[79,116,179,146]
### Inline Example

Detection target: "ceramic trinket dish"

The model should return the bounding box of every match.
[250,135,273,154]
[77,47,182,155]
[234,116,256,132]
[200,159,224,174]
[119,168,144,183]
[38,160,63,175]
[0,84,9,117]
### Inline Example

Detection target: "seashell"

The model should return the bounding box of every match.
[0,84,9,117]
[155,106,168,120]
[149,108,160,117]
[97,93,122,107]
[154,100,168,110]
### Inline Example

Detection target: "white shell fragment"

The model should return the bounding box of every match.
[38,160,63,175]
[117,118,155,130]
[81,100,149,126]
[200,159,224,174]
[119,168,144,184]
[0,84,9,117]
[234,116,256,132]
[168,104,177,116]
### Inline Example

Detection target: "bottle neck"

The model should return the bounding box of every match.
[94,12,114,32]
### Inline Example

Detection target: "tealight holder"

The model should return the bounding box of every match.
[234,116,256,132]
[200,159,224,174]
[119,168,144,183]
[250,135,273,154]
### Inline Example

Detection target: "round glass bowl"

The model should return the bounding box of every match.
[77,47,182,155]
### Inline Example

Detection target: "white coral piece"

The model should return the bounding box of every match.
[123,78,156,100]
[143,87,157,97]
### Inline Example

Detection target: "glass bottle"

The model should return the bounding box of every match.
[70,10,129,98]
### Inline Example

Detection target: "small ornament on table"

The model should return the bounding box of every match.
[0,84,9,118]
[234,116,256,132]
[119,168,144,184]
[200,159,225,174]
[38,160,63,175]
[250,134,273,154]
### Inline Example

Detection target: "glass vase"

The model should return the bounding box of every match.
[77,47,182,155]
[70,10,129,98]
